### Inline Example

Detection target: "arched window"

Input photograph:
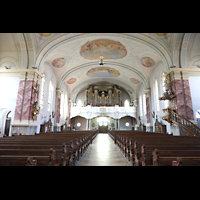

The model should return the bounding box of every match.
[60,93,64,118]
[48,81,53,112]
[140,95,143,116]
[143,94,146,115]
[124,99,129,107]
[154,79,160,112]
[161,72,169,108]
[64,93,68,118]
[77,99,82,107]
[39,74,45,109]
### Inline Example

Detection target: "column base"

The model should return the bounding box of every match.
[11,125,37,135]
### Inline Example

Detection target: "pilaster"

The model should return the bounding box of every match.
[11,69,43,135]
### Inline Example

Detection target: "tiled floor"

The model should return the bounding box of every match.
[77,133,130,166]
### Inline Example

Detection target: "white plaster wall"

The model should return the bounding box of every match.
[148,62,171,133]
[0,76,19,136]
[189,76,200,123]
[37,63,58,133]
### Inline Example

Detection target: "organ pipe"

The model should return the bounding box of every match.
[85,85,121,106]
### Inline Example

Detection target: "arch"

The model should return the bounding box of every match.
[172,33,193,67]
[0,108,12,137]
[58,61,149,91]
[119,115,136,130]
[35,33,172,75]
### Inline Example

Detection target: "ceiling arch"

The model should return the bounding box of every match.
[33,33,173,100]
[58,61,148,88]
[35,33,172,70]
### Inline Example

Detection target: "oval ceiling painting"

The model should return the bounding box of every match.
[156,33,168,36]
[38,33,52,36]
[52,57,66,68]
[140,57,155,68]
[130,78,140,84]
[66,78,77,84]
[80,39,127,60]
[87,67,120,77]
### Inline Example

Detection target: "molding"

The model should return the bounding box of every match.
[167,68,200,79]
[0,69,44,78]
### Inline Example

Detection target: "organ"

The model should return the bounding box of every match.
[85,85,122,106]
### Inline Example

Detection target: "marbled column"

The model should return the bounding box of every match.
[14,80,25,121]
[56,98,61,124]
[146,97,150,123]
[172,79,194,120]
[14,80,39,121]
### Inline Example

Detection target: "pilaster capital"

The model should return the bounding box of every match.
[144,88,151,98]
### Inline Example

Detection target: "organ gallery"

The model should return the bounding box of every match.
[85,85,122,106]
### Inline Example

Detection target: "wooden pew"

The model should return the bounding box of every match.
[0,130,98,166]
[108,130,200,166]
[141,143,200,166]
[0,148,56,166]
[152,149,200,166]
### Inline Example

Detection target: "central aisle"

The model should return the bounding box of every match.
[77,133,130,166]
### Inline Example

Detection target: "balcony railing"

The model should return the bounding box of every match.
[162,108,200,137]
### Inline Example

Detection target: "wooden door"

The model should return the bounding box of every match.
[99,125,108,133]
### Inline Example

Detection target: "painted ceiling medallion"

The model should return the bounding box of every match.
[130,78,140,84]
[87,67,120,77]
[39,33,51,36]
[156,33,168,36]
[38,33,52,36]
[52,57,66,68]
[80,39,127,60]
[67,78,77,84]
[140,57,155,68]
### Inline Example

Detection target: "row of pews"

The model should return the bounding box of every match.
[0,130,98,166]
[108,130,200,166]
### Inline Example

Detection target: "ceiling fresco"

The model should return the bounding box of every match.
[38,33,52,36]
[140,57,155,68]
[80,39,127,60]
[66,78,77,84]
[86,67,120,77]
[26,33,184,101]
[3,33,197,102]
[51,57,66,68]
[130,78,140,84]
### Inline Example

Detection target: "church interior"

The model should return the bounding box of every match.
[1,33,200,166]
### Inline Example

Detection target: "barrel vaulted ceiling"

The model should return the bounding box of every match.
[0,33,199,101]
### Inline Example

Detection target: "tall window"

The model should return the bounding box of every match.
[143,94,146,115]
[48,81,53,112]
[64,94,68,119]
[154,79,160,112]
[161,72,169,108]
[60,93,64,118]
[140,95,143,116]
[39,74,45,109]
[124,99,129,107]
[77,99,82,107]
[161,73,167,93]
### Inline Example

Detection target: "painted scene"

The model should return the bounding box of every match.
[80,39,127,60]
[87,67,120,77]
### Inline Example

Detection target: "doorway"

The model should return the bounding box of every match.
[99,125,108,133]
[4,111,11,136]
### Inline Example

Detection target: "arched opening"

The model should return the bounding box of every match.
[119,116,136,130]
[5,111,11,136]
[71,116,87,130]
[196,109,200,128]
[91,116,115,133]
[0,109,12,137]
